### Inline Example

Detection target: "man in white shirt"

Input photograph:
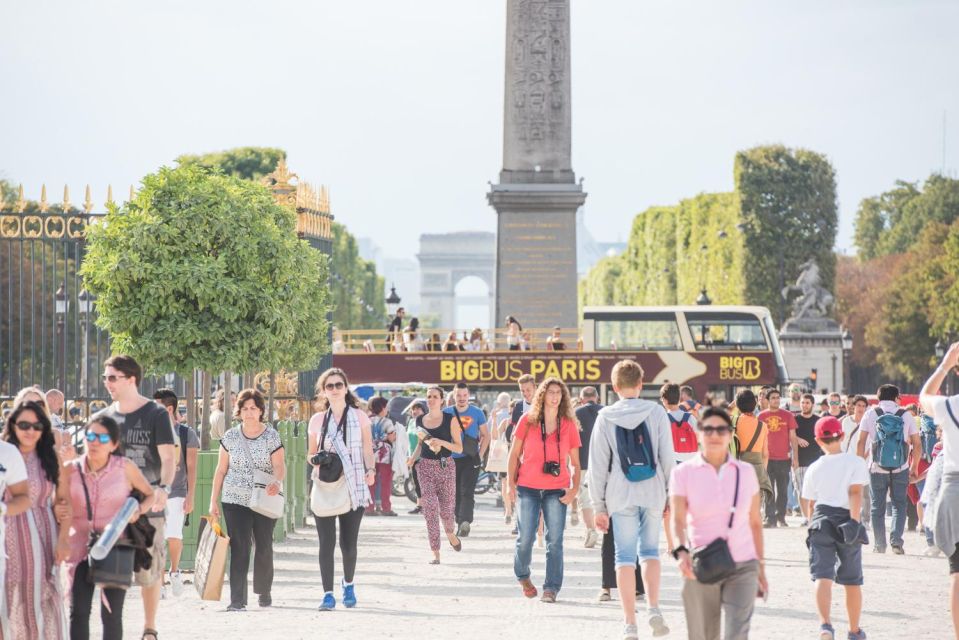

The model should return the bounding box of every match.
[856,384,921,554]
[841,395,870,524]
[0,438,33,639]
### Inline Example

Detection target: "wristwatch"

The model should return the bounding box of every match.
[159,484,172,494]
[671,545,689,560]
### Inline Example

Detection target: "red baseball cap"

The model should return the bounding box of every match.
[815,416,844,439]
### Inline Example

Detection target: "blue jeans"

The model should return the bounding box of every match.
[514,486,567,593]
[611,505,661,568]
[870,470,909,548]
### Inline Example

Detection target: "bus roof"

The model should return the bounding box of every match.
[583,305,773,316]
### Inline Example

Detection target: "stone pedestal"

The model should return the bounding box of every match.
[488,0,585,331]
[779,317,845,392]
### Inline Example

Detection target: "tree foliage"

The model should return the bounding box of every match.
[80,165,330,375]
[176,147,287,182]
[331,223,386,330]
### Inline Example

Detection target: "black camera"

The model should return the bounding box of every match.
[543,461,561,477]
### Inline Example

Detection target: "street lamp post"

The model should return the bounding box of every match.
[385,284,402,351]
[54,285,68,393]
[841,327,853,394]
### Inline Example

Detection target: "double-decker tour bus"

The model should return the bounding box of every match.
[332,305,788,404]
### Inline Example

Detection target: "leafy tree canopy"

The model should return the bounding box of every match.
[176,147,286,182]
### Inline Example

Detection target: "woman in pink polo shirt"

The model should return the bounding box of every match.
[669,407,768,640]
[506,377,582,603]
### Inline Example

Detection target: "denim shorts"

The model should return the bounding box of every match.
[611,506,661,568]
[807,528,863,585]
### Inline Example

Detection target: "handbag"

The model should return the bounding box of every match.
[453,407,480,459]
[310,410,352,517]
[237,427,285,520]
[691,464,740,585]
[78,467,136,590]
[485,434,509,473]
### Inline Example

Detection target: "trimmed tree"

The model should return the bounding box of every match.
[80,164,330,394]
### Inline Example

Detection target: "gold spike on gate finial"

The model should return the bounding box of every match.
[39,184,49,213]
[105,185,115,209]
[16,185,26,213]
[83,185,94,213]
[62,185,71,212]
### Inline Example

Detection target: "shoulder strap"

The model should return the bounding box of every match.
[727,464,741,530]
[667,413,680,426]
[744,420,764,453]
[875,408,884,417]
[895,408,907,418]
[178,424,189,468]
[681,412,690,424]
[945,398,959,431]
[77,462,94,523]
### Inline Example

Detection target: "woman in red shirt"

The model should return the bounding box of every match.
[507,377,582,603]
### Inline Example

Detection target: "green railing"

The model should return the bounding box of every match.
[177,421,310,570]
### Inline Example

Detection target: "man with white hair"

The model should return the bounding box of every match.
[45,388,65,430]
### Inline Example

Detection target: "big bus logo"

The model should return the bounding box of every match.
[719,356,762,381]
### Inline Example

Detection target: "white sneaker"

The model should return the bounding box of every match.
[571,510,580,526]
[584,529,599,549]
[170,570,184,597]
[923,546,942,557]
[648,607,670,637]
[622,623,639,640]
[161,585,168,600]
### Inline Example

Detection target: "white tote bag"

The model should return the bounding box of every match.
[310,471,351,517]
[238,431,285,520]
[485,435,510,473]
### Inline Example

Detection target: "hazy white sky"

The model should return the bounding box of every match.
[3,0,957,261]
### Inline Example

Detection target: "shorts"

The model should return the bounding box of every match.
[135,516,166,587]
[577,480,593,512]
[164,497,186,540]
[951,544,959,575]
[807,528,863,585]
[611,506,661,568]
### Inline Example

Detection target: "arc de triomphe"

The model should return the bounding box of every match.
[417,231,496,330]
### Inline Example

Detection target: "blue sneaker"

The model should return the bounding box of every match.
[848,629,866,640]
[819,623,835,639]
[319,592,336,611]
[342,581,357,608]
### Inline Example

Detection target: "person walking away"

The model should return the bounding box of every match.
[507,378,581,603]
[919,342,959,638]
[575,386,602,548]
[444,383,489,537]
[406,401,427,515]
[66,416,155,640]
[800,416,869,640]
[795,394,824,525]
[661,383,699,554]
[758,389,799,527]
[307,368,375,611]
[589,360,675,639]
[733,390,772,514]
[368,397,398,516]
[407,387,463,563]
[671,407,767,640]
[856,384,921,554]
[679,386,702,420]
[153,389,198,598]
[209,389,285,611]
[94,355,176,640]
[2,401,71,639]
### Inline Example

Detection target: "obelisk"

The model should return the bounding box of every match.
[488,0,586,334]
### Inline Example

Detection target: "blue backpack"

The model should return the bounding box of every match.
[872,408,908,471]
[612,421,657,482]
[920,414,938,461]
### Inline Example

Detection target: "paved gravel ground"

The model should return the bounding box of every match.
[104,495,951,639]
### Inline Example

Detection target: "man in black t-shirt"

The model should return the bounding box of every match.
[574,386,602,548]
[95,355,176,640]
[794,393,823,525]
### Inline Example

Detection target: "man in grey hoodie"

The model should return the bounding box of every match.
[589,360,675,640]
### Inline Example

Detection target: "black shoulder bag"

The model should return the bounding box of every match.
[78,465,136,590]
[691,463,741,585]
[311,410,348,483]
[454,407,480,460]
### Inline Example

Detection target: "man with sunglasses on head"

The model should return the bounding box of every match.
[93,355,177,640]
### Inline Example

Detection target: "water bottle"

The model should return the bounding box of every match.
[89,497,139,561]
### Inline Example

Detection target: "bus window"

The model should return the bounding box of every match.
[685,312,768,351]
[594,314,682,351]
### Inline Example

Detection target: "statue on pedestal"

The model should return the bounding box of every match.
[782,259,834,322]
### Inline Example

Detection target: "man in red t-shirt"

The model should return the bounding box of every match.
[758,388,799,527]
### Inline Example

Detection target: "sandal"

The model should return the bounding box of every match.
[448,533,462,552]
[429,558,441,565]
[142,630,159,640]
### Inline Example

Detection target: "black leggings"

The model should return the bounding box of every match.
[315,507,364,592]
[222,502,276,607]
[602,530,644,593]
[70,559,126,640]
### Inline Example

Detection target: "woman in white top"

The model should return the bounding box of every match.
[505,316,523,351]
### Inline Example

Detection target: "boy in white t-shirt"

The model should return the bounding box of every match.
[801,416,870,640]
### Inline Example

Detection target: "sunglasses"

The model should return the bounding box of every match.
[701,425,731,435]
[85,432,113,444]
[829,401,840,405]
[15,421,44,432]
[101,374,128,383]
[324,381,345,391]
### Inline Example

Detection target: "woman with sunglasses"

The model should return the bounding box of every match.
[669,407,768,640]
[307,368,375,611]
[65,416,154,640]
[1,400,72,639]
[406,386,463,564]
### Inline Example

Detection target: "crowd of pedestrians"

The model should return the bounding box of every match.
[2,342,959,640]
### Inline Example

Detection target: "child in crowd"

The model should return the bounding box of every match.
[800,416,870,640]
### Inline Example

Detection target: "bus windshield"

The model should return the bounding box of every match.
[685,311,768,351]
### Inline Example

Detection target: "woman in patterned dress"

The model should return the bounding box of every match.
[2,400,72,640]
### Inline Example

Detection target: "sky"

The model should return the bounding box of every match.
[2,0,957,263]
